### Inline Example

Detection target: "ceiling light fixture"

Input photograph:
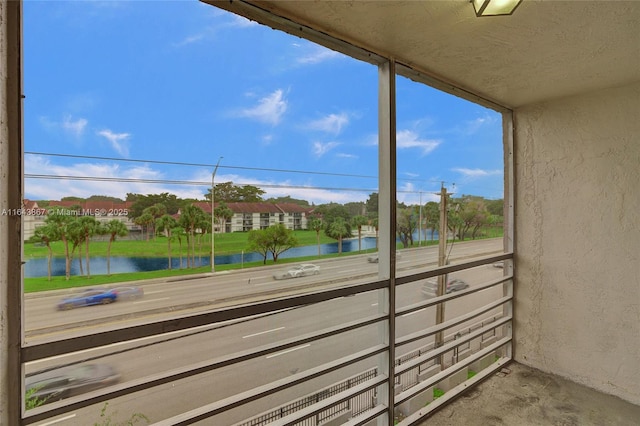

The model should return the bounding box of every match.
[472,0,522,17]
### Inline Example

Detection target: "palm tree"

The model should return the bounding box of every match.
[308,217,323,256]
[78,216,98,278]
[171,226,186,269]
[213,202,233,234]
[179,204,205,268]
[326,217,349,254]
[67,219,86,276]
[351,215,368,252]
[32,224,59,281]
[371,217,379,248]
[143,203,167,240]
[45,208,73,280]
[156,215,178,270]
[138,212,154,241]
[105,219,128,276]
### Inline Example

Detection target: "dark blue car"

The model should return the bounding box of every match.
[57,288,118,310]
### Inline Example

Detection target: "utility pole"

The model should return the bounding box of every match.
[211,157,223,273]
[435,183,448,352]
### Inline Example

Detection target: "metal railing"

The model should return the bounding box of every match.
[22,253,513,425]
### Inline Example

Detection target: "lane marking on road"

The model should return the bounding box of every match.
[402,308,426,317]
[266,344,311,359]
[39,414,76,426]
[133,297,170,304]
[143,290,166,295]
[243,327,285,339]
[371,303,378,306]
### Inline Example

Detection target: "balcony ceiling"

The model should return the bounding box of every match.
[211,0,640,109]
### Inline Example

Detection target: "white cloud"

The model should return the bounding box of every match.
[172,34,204,47]
[62,115,88,138]
[237,89,288,125]
[336,153,358,159]
[364,130,441,156]
[228,15,258,28]
[312,141,341,157]
[452,168,502,178]
[307,113,349,135]
[24,156,204,201]
[296,44,344,65]
[24,157,370,206]
[463,113,498,135]
[396,130,441,156]
[97,129,131,157]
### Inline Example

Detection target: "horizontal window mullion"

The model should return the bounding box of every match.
[341,404,388,426]
[397,274,513,316]
[395,315,511,377]
[395,336,512,406]
[396,296,512,348]
[395,252,513,287]
[263,375,387,426]
[151,345,390,426]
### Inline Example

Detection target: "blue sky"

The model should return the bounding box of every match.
[24,1,503,206]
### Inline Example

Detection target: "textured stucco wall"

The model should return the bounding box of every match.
[514,82,640,404]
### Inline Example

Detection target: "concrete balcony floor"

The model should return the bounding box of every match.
[418,362,640,426]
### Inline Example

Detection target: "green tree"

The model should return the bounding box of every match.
[264,196,310,206]
[77,216,99,278]
[32,223,59,281]
[213,202,233,234]
[365,192,379,218]
[142,203,167,240]
[397,207,417,248]
[45,208,74,280]
[67,218,86,276]
[308,217,323,256]
[171,226,186,269]
[105,219,129,275]
[351,215,368,252]
[247,224,298,264]
[485,198,504,217]
[326,217,350,254]
[86,195,125,202]
[424,201,440,241]
[371,217,379,248]
[179,204,205,268]
[127,193,180,219]
[136,212,154,241]
[205,182,265,203]
[344,201,366,217]
[156,215,178,270]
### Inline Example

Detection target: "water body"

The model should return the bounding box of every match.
[24,231,439,278]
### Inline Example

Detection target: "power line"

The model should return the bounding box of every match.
[24,151,450,185]
[24,173,431,195]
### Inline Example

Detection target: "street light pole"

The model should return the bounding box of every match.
[211,157,223,273]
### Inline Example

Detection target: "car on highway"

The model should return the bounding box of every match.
[421,278,469,296]
[273,263,320,280]
[57,288,118,310]
[446,278,469,293]
[26,363,120,404]
[367,253,401,263]
[110,286,144,300]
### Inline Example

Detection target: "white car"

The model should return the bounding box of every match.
[273,264,320,280]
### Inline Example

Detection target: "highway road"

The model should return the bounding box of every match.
[27,238,506,425]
